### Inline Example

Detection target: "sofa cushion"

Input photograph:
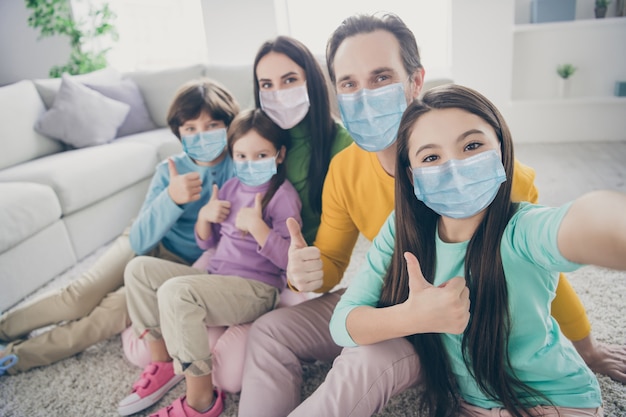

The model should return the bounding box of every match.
[33,67,122,109]
[126,64,206,128]
[0,142,159,215]
[0,81,64,170]
[34,74,131,148]
[85,78,158,138]
[0,182,62,253]
[114,127,183,161]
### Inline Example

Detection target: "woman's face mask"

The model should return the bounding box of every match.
[259,84,310,129]
[181,128,227,162]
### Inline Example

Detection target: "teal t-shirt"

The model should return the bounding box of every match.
[330,202,602,409]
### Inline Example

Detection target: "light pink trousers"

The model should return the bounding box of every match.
[238,290,422,417]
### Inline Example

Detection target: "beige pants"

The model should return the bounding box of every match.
[458,402,603,417]
[124,256,279,377]
[0,229,186,373]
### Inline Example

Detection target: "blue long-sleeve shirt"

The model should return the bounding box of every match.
[129,152,234,264]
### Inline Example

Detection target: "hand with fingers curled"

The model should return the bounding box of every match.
[286,217,324,292]
[199,184,231,225]
[235,193,264,233]
[402,252,471,335]
[167,158,203,205]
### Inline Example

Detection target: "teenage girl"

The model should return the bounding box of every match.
[330,84,626,417]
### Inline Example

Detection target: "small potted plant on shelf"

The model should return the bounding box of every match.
[595,0,611,18]
[556,63,577,98]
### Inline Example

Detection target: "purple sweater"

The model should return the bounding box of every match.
[195,177,302,290]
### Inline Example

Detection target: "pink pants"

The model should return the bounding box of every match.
[121,281,310,394]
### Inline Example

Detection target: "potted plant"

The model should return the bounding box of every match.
[556,63,577,98]
[25,0,118,77]
[595,0,611,18]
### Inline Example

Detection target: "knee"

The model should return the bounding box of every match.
[155,279,187,312]
[123,256,153,288]
[248,308,292,343]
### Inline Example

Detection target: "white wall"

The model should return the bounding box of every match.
[0,1,70,86]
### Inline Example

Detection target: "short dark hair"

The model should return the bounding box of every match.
[326,13,423,84]
[167,78,240,139]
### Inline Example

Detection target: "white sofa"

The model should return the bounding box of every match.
[0,63,254,312]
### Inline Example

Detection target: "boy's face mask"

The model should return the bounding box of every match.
[260,84,310,130]
[337,82,408,152]
[411,150,506,219]
[181,128,227,162]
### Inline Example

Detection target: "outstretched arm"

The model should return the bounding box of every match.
[558,190,626,269]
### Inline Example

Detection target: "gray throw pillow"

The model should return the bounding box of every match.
[34,74,130,148]
[85,78,157,138]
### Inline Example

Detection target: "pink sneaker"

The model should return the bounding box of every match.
[118,361,184,416]
[149,392,225,417]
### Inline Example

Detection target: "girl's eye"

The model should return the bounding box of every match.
[422,154,439,163]
[257,153,268,159]
[465,142,482,152]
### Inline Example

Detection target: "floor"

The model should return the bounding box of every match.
[514,141,626,206]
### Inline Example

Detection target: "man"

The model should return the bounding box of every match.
[238,13,626,417]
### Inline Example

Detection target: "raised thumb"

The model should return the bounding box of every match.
[210,183,219,200]
[286,217,307,249]
[404,252,431,292]
[167,158,178,177]
[254,192,263,211]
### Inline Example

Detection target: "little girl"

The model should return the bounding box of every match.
[330,84,626,417]
[119,108,302,417]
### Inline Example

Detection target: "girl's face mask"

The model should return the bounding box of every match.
[234,153,279,187]
[181,128,227,162]
[411,150,506,219]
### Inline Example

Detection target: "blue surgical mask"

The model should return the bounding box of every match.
[181,128,227,162]
[337,82,408,152]
[234,154,278,187]
[412,150,506,219]
[260,84,310,129]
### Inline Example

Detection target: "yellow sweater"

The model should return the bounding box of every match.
[314,143,589,341]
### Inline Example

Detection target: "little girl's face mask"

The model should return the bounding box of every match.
[234,154,278,187]
[182,128,227,162]
[412,150,506,219]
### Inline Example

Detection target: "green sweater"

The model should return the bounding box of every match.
[285,120,353,244]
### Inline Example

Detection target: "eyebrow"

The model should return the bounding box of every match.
[336,67,396,84]
[414,129,484,155]
[258,71,299,84]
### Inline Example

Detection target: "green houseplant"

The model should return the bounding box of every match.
[25,0,118,77]
[556,63,577,79]
[595,0,611,18]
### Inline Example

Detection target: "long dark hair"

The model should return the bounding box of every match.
[227,108,289,211]
[379,84,546,417]
[167,78,239,139]
[253,36,337,214]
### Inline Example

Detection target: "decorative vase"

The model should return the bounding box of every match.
[557,77,571,98]
[595,6,608,18]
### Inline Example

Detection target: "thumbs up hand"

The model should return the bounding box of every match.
[235,192,264,233]
[198,184,231,224]
[167,158,203,205]
[403,252,470,335]
[286,217,323,292]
